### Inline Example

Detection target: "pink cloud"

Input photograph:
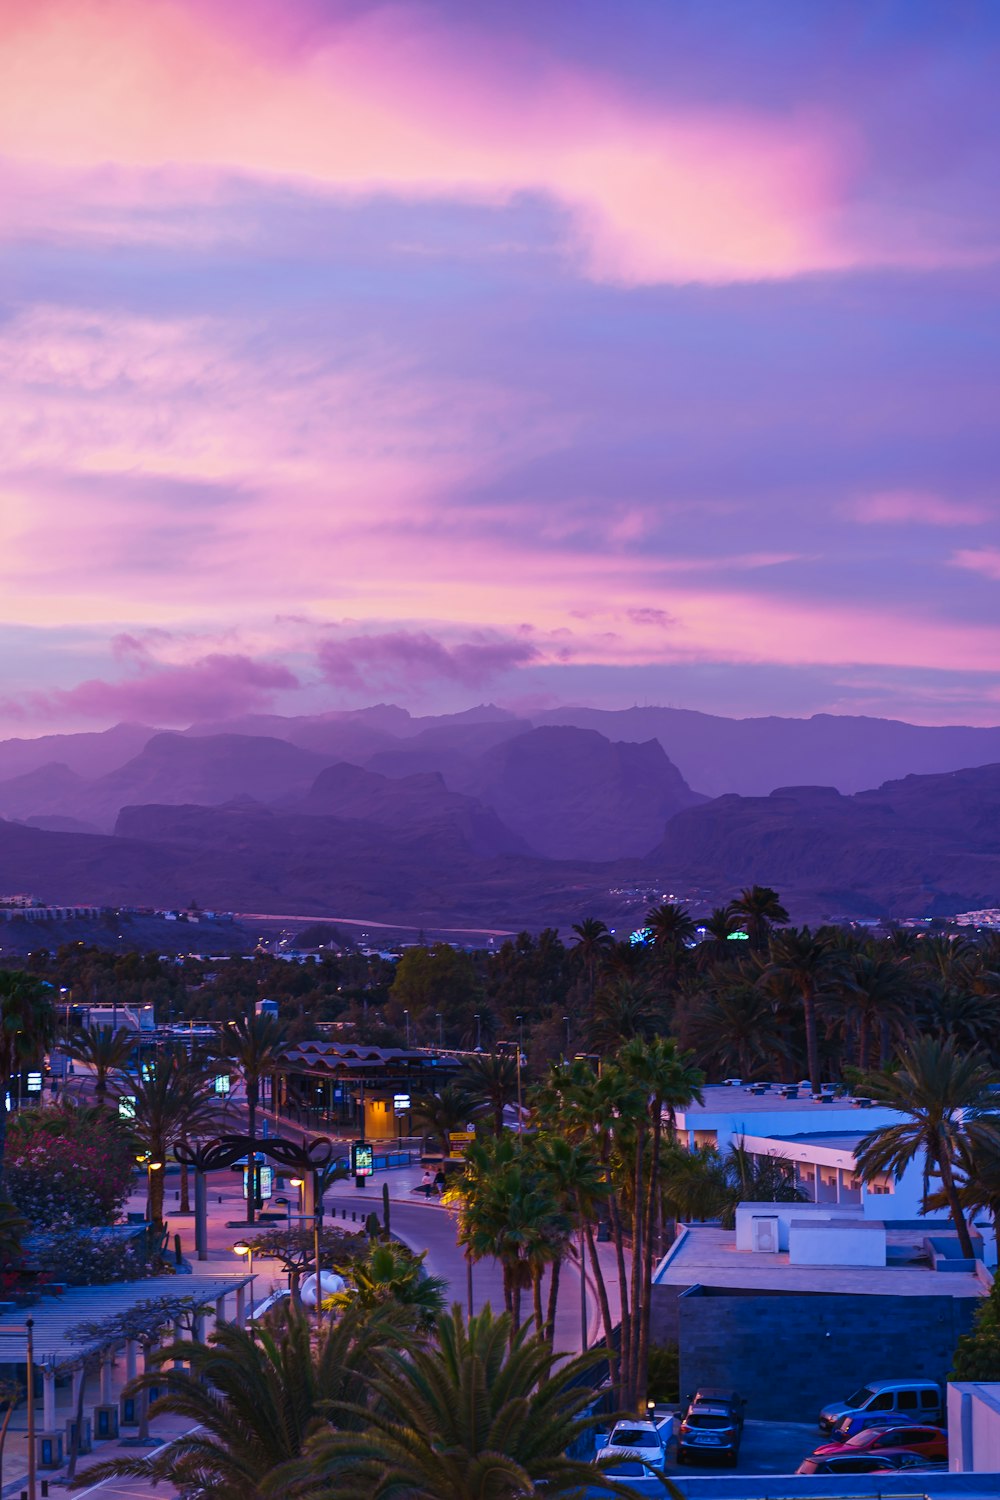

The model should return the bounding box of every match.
[950,547,1000,581]
[4,653,299,726]
[316,630,539,695]
[848,490,992,526]
[0,0,853,284]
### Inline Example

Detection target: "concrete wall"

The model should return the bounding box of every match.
[735,1201,856,1252]
[677,1286,976,1422]
[788,1220,886,1267]
[949,1383,1000,1473]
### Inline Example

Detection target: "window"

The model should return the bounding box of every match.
[869,1393,893,1411]
[693,1129,717,1149]
[897,1390,919,1411]
[920,1389,939,1409]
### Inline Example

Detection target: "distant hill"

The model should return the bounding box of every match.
[532,705,1000,797]
[0,722,154,781]
[650,761,1000,918]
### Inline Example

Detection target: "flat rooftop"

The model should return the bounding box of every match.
[655,1224,984,1298]
[679,1084,888,1117]
[764,1130,870,1150]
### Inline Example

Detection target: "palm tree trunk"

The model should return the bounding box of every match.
[938,1152,975,1260]
[511,1267,522,1333]
[802,991,822,1094]
[246,1082,258,1226]
[628,1121,647,1409]
[502,1262,513,1316]
[857,1014,871,1074]
[605,1173,630,1405]
[149,1163,165,1228]
[637,1106,663,1411]
[179,1161,191,1214]
[532,1265,544,1336]
[584,1223,618,1391]
[545,1256,561,1343]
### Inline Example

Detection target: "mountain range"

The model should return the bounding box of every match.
[0,704,998,926]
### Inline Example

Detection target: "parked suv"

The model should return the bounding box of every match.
[677,1389,745,1467]
[819,1380,943,1434]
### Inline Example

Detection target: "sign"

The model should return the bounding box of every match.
[351,1140,374,1178]
[243,1165,273,1201]
[118,1095,137,1120]
[393,1092,411,1113]
[214,1073,231,1096]
[448,1130,475,1146]
[26,1071,42,1093]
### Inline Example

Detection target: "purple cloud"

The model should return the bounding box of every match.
[316,630,538,694]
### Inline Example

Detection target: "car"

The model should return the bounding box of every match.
[819,1379,943,1433]
[600,1420,667,1471]
[813,1424,948,1464]
[797,1453,915,1476]
[676,1390,745,1467]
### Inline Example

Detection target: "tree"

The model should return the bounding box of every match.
[223,1012,286,1226]
[730,886,788,951]
[71,1302,395,1498]
[680,980,787,1081]
[6,1099,134,1228]
[761,927,842,1095]
[834,951,909,1071]
[589,977,658,1050]
[120,1046,223,1229]
[295,1303,639,1500]
[241,1225,364,1302]
[855,1036,1000,1260]
[645,903,696,977]
[460,1051,519,1137]
[570,918,613,1003]
[63,1025,135,1105]
[412,1082,476,1156]
[0,970,56,1181]
[953,1274,1000,1381]
[718,1138,807,1229]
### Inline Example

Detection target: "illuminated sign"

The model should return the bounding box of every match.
[214,1073,231,1096]
[726,931,750,941]
[393,1093,411,1113]
[26,1071,43,1093]
[351,1141,374,1178]
[118,1096,137,1120]
[243,1165,273,1200]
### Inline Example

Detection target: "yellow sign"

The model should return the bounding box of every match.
[448,1131,475,1145]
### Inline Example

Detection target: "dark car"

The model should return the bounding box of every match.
[676,1390,745,1467]
[813,1425,948,1464]
[797,1453,913,1476]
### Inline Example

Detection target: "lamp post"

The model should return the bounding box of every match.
[404,1010,411,1048]
[26,1317,35,1500]
[516,1016,524,1136]
[474,1013,481,1051]
[435,1012,443,1048]
[233,1242,255,1330]
[563,1015,571,1059]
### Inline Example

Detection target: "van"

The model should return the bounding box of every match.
[818,1380,943,1434]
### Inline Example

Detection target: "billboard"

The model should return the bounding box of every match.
[351,1140,374,1178]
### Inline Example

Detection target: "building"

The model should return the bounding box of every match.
[276,1040,461,1139]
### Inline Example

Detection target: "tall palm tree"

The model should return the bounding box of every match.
[730,886,789,951]
[761,927,842,1095]
[296,1304,638,1500]
[855,1036,1000,1259]
[680,980,787,1081]
[224,1012,286,1225]
[0,971,56,1181]
[645,903,696,976]
[64,1024,135,1105]
[534,1133,608,1345]
[121,1046,222,1228]
[570,918,613,1004]
[837,952,910,1071]
[460,1051,519,1137]
[72,1303,395,1499]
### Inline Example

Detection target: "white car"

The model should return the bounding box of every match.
[600,1419,668,1471]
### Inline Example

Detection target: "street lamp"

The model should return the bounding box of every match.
[233,1241,255,1329]
[435,1011,443,1048]
[404,1010,411,1048]
[474,1013,482,1051]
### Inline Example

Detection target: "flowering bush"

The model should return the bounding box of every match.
[6,1106,134,1230]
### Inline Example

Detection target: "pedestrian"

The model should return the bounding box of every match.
[434,1167,446,1195]
[421,1169,434,1198]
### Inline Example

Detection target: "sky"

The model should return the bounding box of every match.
[2,0,1000,734]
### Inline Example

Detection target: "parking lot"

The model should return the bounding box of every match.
[669,1419,826,1477]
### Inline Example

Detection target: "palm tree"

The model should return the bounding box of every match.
[223,1012,286,1225]
[731,885,789,951]
[719,1138,806,1228]
[0,971,56,1180]
[460,1051,519,1137]
[121,1045,222,1228]
[570,917,613,1004]
[589,977,658,1050]
[296,1303,638,1500]
[645,903,696,976]
[761,927,842,1095]
[64,1024,135,1105]
[680,980,787,1081]
[838,951,910,1071]
[72,1302,395,1499]
[855,1036,1000,1259]
[412,1082,476,1157]
[333,1242,447,1332]
[534,1133,608,1345]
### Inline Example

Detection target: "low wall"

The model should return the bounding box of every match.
[676,1285,977,1422]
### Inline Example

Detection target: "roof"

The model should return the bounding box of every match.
[654,1224,985,1299]
[0,1273,251,1363]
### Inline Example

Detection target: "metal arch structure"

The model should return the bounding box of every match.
[176,1133,342,1260]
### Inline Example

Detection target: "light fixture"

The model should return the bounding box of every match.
[232,1241,250,1256]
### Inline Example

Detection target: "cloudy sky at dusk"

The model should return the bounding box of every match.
[2,0,1000,733]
